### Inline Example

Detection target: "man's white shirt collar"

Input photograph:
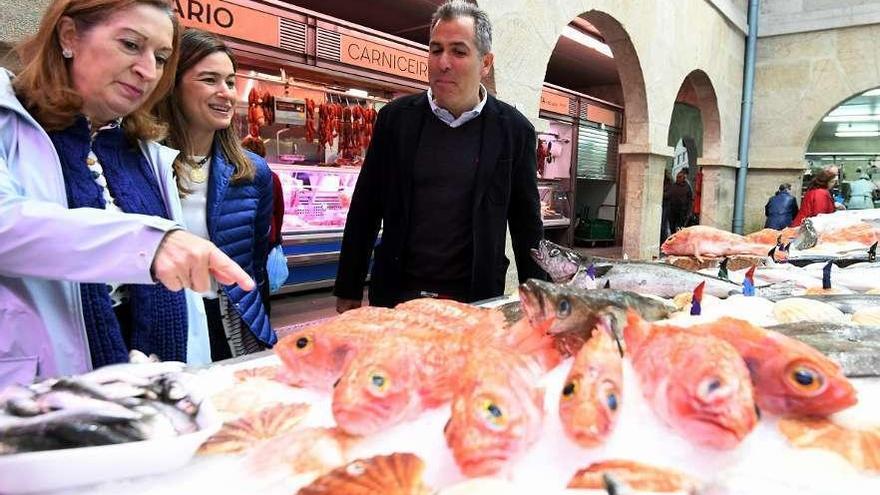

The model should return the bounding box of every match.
[427,84,488,128]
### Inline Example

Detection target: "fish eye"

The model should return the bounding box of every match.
[557,298,572,318]
[697,376,727,401]
[478,398,507,431]
[295,335,312,350]
[369,371,389,393]
[788,365,824,393]
[600,381,620,412]
[561,381,578,399]
[606,392,618,411]
[550,248,560,257]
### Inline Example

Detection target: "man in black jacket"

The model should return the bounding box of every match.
[334,0,545,311]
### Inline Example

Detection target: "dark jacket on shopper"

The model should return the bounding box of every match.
[666,180,693,232]
[334,92,546,307]
[764,190,798,230]
[207,143,276,346]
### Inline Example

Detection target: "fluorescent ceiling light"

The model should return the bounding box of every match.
[823,115,880,122]
[835,131,880,137]
[345,88,369,98]
[562,26,613,58]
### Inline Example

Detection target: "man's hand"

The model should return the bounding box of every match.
[151,230,254,292]
[336,297,363,314]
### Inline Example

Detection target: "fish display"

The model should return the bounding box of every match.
[328,300,556,437]
[0,365,202,454]
[518,279,674,355]
[444,346,545,477]
[275,301,506,390]
[624,312,758,449]
[683,318,858,416]
[661,225,772,260]
[559,317,623,448]
[744,227,798,246]
[768,322,880,377]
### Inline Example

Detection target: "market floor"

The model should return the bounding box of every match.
[268,244,624,335]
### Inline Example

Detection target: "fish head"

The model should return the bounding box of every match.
[275,329,350,389]
[444,359,544,477]
[519,279,599,336]
[748,334,857,416]
[664,340,758,449]
[331,347,420,436]
[530,240,582,283]
[559,328,623,447]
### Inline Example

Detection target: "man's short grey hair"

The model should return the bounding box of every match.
[431,0,493,55]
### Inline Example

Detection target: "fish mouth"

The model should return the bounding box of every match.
[530,247,544,261]
[690,417,751,449]
[332,401,401,436]
[455,450,511,477]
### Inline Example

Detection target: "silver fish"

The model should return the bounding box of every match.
[784,294,880,314]
[767,322,880,377]
[791,219,819,250]
[530,239,614,283]
[578,261,794,300]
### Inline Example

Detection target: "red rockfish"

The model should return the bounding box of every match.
[684,317,857,416]
[624,311,758,449]
[559,317,623,448]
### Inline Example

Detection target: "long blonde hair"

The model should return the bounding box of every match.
[13,0,180,140]
[155,28,254,194]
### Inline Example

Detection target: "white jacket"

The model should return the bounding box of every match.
[0,69,209,386]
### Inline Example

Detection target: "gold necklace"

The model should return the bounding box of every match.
[190,155,209,183]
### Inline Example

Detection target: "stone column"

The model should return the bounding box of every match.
[619,152,668,260]
[696,162,737,230]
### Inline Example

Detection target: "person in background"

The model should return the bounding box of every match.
[846,168,877,210]
[764,183,798,229]
[334,0,545,311]
[660,170,672,245]
[156,29,274,361]
[791,168,839,226]
[0,0,255,386]
[666,167,693,234]
[242,134,285,316]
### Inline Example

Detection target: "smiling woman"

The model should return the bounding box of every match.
[0,0,262,387]
[156,28,276,362]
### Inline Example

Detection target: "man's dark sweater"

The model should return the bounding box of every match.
[402,113,484,297]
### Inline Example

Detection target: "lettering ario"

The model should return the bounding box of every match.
[175,0,234,28]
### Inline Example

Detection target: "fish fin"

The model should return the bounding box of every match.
[597,307,627,357]
[623,309,651,353]
[501,318,562,371]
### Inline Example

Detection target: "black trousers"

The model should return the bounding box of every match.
[202,297,233,362]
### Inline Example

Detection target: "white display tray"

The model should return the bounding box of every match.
[24,352,880,495]
[0,401,221,494]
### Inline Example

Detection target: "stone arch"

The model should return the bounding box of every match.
[671,70,722,163]
[576,11,648,149]
[803,85,880,153]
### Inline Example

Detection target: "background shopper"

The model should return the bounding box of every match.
[334,0,545,311]
[157,28,275,360]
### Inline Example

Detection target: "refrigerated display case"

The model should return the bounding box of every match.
[269,164,361,293]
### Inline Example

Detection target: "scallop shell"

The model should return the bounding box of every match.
[772,297,845,324]
[210,377,303,421]
[200,402,310,454]
[803,287,851,295]
[297,452,431,495]
[852,307,880,326]
[246,427,353,477]
[567,459,701,493]
[779,417,880,473]
[233,364,284,382]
